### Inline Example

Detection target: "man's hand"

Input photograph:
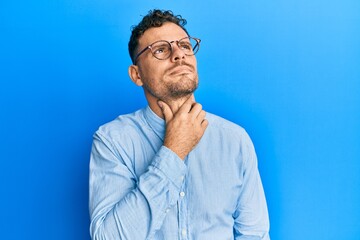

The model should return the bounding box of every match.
[158,97,208,160]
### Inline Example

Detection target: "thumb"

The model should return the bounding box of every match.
[158,100,173,123]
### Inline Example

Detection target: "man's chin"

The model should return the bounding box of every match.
[168,90,195,100]
[168,83,198,99]
[163,74,198,98]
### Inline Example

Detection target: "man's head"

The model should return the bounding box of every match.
[128,9,189,64]
[128,9,200,104]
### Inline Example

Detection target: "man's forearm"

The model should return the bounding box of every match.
[90,135,186,240]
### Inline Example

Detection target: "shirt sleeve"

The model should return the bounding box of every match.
[233,131,270,240]
[89,131,187,240]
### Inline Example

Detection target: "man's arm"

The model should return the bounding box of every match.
[89,134,186,240]
[89,96,208,240]
[233,132,270,240]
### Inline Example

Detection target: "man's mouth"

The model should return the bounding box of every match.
[168,63,194,75]
[170,66,192,75]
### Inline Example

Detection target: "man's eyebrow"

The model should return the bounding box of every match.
[154,41,169,45]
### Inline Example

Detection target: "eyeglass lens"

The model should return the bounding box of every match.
[150,37,199,60]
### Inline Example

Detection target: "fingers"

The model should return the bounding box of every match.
[197,109,206,121]
[201,118,209,130]
[178,95,195,114]
[158,100,173,123]
[196,108,208,130]
[159,94,207,126]
[179,99,206,125]
[190,102,202,114]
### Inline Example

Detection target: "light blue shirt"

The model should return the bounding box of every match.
[89,106,270,240]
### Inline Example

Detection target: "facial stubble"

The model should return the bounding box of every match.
[143,73,198,102]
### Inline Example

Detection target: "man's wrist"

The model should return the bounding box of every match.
[151,146,187,187]
[163,141,187,160]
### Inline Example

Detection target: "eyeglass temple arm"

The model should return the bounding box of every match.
[193,38,201,51]
[133,46,150,64]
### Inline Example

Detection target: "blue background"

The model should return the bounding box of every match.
[1,0,359,239]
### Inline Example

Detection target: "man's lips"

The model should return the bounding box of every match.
[168,64,194,75]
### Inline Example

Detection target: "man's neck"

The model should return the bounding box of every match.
[147,94,194,120]
[166,95,193,114]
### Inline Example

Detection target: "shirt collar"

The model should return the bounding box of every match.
[144,106,165,140]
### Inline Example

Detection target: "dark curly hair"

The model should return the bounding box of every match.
[128,9,189,64]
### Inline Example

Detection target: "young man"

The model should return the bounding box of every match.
[89,9,270,240]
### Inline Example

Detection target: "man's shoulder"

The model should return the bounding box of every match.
[94,108,146,139]
[205,112,254,149]
[206,112,246,134]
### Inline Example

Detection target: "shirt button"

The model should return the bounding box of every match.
[180,175,185,181]
[181,228,187,236]
[165,208,170,213]
[180,191,185,197]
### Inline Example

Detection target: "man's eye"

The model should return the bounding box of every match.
[153,45,169,55]
[154,48,164,54]
[179,43,192,50]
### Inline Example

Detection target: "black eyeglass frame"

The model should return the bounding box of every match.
[133,36,201,64]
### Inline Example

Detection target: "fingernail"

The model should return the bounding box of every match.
[157,101,163,108]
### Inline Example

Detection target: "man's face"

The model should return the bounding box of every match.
[135,22,198,102]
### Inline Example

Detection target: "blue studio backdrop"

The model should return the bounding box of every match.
[1,0,359,239]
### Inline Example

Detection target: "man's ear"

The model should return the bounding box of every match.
[128,65,143,86]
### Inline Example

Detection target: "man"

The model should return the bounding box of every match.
[89,9,270,240]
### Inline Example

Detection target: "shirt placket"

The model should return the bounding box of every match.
[178,158,188,240]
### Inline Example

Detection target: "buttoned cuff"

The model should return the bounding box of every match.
[151,146,187,188]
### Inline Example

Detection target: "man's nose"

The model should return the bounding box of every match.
[170,42,186,62]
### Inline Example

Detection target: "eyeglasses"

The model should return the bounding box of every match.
[133,36,201,64]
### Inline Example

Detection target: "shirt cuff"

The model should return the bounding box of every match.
[151,146,187,188]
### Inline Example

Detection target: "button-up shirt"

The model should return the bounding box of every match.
[89,106,270,240]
